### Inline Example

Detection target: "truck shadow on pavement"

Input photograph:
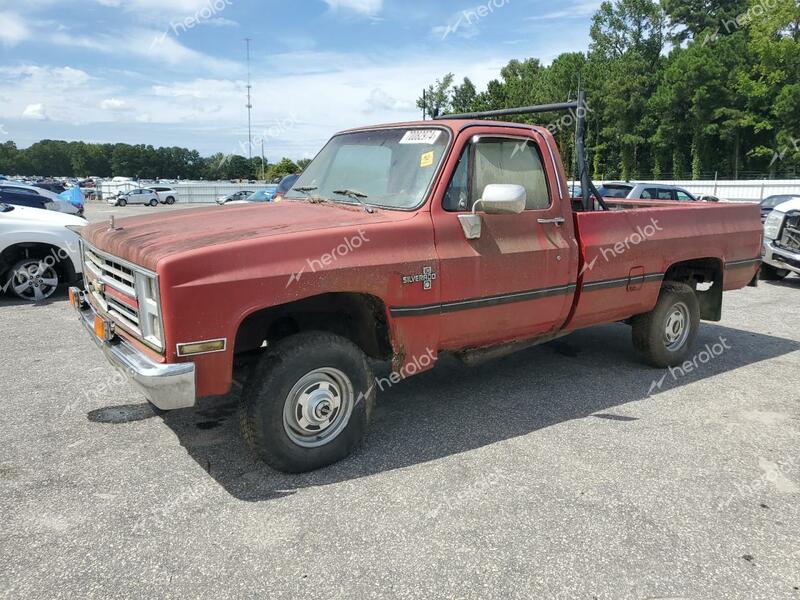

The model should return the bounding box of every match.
[155,321,799,502]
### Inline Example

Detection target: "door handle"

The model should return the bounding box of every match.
[537,217,565,225]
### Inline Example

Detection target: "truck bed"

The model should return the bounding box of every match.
[566,200,762,331]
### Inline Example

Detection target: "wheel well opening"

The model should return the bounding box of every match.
[0,242,77,284]
[234,293,393,360]
[663,258,723,321]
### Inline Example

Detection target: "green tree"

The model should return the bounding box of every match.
[416,73,455,118]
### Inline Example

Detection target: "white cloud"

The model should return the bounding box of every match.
[0,50,507,157]
[22,104,48,120]
[364,88,414,113]
[525,1,602,21]
[201,17,238,27]
[323,0,383,16]
[100,98,127,110]
[49,28,240,75]
[0,11,31,46]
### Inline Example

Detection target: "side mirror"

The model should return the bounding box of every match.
[457,184,527,240]
[475,184,526,215]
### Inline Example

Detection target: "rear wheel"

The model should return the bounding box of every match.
[760,263,789,280]
[632,282,700,368]
[239,331,375,473]
[148,198,158,207]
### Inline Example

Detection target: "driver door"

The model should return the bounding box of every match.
[430,129,576,349]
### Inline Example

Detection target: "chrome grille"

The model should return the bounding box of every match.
[84,248,136,296]
[779,212,800,253]
[82,242,163,351]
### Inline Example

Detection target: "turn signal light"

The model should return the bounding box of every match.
[94,315,112,342]
[68,287,78,308]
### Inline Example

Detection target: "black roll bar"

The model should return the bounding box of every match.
[436,91,608,211]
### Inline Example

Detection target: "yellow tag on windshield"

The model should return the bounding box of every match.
[420,151,434,168]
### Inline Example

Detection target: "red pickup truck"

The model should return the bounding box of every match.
[70,99,762,472]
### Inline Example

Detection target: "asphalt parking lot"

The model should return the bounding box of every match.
[1,202,799,599]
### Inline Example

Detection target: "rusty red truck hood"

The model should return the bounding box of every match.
[83,200,411,271]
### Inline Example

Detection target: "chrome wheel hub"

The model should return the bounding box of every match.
[664,301,690,351]
[283,367,354,448]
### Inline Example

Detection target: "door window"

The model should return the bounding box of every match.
[443,137,550,211]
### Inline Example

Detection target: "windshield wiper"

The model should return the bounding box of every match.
[333,188,374,213]
[293,186,318,195]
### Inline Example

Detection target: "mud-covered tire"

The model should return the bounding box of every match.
[239,331,375,473]
[760,263,789,281]
[632,282,700,368]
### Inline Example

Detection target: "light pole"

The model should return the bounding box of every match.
[245,38,253,161]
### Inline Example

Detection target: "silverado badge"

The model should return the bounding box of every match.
[402,266,437,290]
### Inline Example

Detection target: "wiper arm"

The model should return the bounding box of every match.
[293,186,318,195]
[333,188,374,213]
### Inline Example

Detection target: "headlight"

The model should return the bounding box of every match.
[764,211,784,240]
[134,272,164,350]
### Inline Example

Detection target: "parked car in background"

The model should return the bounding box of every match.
[272,174,301,202]
[227,186,278,205]
[0,188,84,217]
[150,186,178,205]
[597,182,698,201]
[0,203,84,302]
[110,188,160,207]
[34,181,67,195]
[760,194,799,223]
[0,182,81,216]
[217,190,255,205]
[761,197,800,280]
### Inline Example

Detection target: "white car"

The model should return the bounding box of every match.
[217,190,255,205]
[150,186,178,205]
[762,197,800,281]
[109,188,160,207]
[0,202,84,302]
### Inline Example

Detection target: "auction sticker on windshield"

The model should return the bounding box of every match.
[400,130,441,144]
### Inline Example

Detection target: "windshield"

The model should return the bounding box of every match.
[286,128,449,210]
[762,195,795,208]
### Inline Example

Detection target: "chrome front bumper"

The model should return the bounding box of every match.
[763,240,800,275]
[70,287,196,410]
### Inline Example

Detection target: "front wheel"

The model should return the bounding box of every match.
[165,196,175,205]
[760,263,789,281]
[239,331,375,473]
[632,282,700,368]
[6,259,60,302]
[117,198,127,207]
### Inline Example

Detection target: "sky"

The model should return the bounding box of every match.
[0,0,600,162]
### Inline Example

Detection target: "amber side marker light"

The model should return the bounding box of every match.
[177,339,227,357]
[94,315,113,342]
[68,288,79,308]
